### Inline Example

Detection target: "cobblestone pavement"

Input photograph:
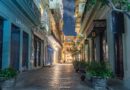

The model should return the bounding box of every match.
[3,64,92,90]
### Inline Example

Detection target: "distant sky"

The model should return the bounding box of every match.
[63,0,77,36]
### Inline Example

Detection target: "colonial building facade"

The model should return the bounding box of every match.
[0,0,63,71]
[0,0,40,71]
[75,0,130,89]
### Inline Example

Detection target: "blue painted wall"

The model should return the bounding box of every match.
[0,0,40,70]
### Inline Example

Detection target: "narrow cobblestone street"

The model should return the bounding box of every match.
[1,0,130,89]
[3,64,92,90]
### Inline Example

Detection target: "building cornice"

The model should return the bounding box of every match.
[1,0,40,27]
[80,2,102,34]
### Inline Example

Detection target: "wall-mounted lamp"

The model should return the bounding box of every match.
[92,31,96,38]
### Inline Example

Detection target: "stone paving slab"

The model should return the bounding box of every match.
[2,64,130,90]
[2,64,93,90]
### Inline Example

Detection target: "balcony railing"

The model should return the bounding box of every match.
[81,1,88,24]
[12,0,41,26]
[51,31,62,47]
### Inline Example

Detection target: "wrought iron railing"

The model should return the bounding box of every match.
[12,0,41,25]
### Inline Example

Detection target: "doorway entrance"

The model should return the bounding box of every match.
[10,25,20,70]
[114,34,124,79]
[112,11,124,79]
[22,31,29,69]
[34,35,41,67]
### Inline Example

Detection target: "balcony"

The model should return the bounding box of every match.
[12,0,41,26]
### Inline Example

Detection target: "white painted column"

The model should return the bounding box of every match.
[107,11,115,72]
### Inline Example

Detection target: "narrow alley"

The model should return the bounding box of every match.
[3,64,91,90]
[1,0,130,90]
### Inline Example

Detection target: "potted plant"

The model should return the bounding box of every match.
[73,60,80,72]
[0,68,18,88]
[73,60,88,81]
[73,60,88,72]
[78,60,89,81]
[86,61,113,90]
[78,60,88,72]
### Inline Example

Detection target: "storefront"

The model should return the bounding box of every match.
[47,45,53,65]
[47,34,62,65]
[0,0,40,71]
[34,35,42,67]
[22,31,29,69]
[112,11,125,79]
[0,19,31,71]
[87,20,107,62]
[10,24,20,70]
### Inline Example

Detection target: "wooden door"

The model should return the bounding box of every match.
[10,25,20,70]
[114,34,124,79]
[22,32,29,68]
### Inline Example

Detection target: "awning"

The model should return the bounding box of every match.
[87,19,106,38]
[48,35,62,51]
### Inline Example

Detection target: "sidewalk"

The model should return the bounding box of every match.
[108,79,130,90]
[1,64,92,90]
[83,77,130,90]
